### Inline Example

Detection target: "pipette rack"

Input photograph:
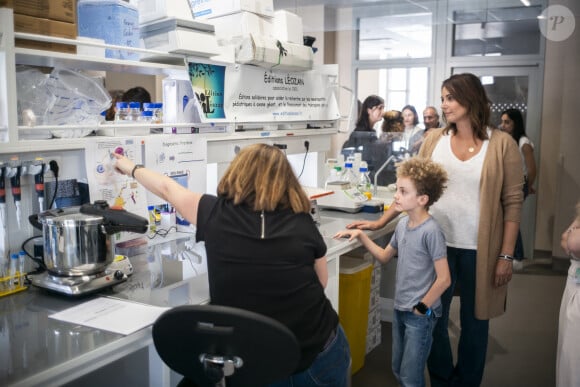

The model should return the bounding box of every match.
[0,271,27,297]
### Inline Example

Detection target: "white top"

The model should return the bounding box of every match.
[429,130,490,249]
[403,125,423,151]
[518,136,534,177]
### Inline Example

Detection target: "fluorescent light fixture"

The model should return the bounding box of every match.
[520,0,531,6]
[481,76,494,85]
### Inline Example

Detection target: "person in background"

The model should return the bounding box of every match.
[342,95,385,174]
[113,144,350,387]
[557,200,580,387]
[122,86,151,108]
[500,108,537,267]
[367,110,404,186]
[380,110,404,141]
[402,105,424,155]
[335,157,450,387]
[104,89,124,121]
[347,73,523,386]
[423,106,441,132]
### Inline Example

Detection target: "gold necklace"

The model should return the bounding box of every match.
[468,146,475,153]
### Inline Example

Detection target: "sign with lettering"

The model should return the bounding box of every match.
[188,62,340,124]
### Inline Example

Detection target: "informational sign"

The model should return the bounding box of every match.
[86,135,207,235]
[188,62,340,124]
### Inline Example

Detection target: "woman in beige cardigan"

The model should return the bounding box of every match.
[347,73,523,386]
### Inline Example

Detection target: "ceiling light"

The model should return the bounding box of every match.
[520,0,531,6]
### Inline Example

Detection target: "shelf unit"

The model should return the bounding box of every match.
[0,6,339,156]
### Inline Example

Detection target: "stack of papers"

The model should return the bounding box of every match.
[49,297,170,335]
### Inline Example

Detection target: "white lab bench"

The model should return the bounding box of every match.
[0,206,398,387]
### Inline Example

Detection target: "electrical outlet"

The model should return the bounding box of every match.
[45,155,62,179]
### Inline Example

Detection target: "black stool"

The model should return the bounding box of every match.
[152,304,300,387]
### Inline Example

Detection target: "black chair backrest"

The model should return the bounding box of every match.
[152,304,300,387]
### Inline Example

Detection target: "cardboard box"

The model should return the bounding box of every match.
[0,0,76,23]
[191,0,274,20]
[14,14,77,54]
[210,11,273,42]
[236,34,313,72]
[273,10,303,44]
[140,18,220,57]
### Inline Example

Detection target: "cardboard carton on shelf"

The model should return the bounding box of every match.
[210,11,273,43]
[138,0,194,24]
[190,0,274,20]
[236,34,313,72]
[0,0,76,23]
[140,17,220,58]
[14,13,77,54]
[273,10,303,45]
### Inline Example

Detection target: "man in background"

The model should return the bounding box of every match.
[423,106,441,131]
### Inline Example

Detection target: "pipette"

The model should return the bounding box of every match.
[9,165,22,229]
[29,161,46,212]
[0,166,5,232]
[0,166,6,275]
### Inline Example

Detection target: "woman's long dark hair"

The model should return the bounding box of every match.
[442,73,491,141]
[354,95,384,132]
[501,108,527,143]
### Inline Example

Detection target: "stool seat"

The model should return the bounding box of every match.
[152,304,301,387]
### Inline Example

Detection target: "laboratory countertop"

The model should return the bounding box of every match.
[0,208,398,387]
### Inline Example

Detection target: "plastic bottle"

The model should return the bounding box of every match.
[343,162,358,188]
[9,253,18,289]
[18,250,26,279]
[324,158,338,183]
[357,165,373,198]
[325,167,340,188]
[139,110,153,122]
[153,102,163,124]
[148,205,157,233]
[114,101,129,122]
[127,102,141,121]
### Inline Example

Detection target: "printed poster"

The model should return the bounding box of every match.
[187,62,340,124]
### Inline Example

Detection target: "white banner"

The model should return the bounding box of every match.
[188,62,340,124]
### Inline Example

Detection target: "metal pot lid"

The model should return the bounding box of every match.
[38,206,104,226]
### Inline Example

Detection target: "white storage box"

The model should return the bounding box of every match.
[236,34,313,71]
[210,11,273,42]
[273,10,303,44]
[162,78,204,126]
[140,18,220,57]
[77,0,140,60]
[139,0,194,24]
[191,0,274,20]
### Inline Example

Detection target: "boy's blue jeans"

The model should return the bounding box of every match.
[267,324,351,387]
[392,308,439,387]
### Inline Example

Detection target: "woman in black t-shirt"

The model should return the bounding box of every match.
[113,144,350,386]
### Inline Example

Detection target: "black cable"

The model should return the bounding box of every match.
[20,235,46,271]
[48,160,59,209]
[297,141,310,179]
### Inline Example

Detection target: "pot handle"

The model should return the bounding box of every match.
[28,214,43,230]
[102,223,148,235]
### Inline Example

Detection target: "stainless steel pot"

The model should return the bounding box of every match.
[30,201,148,276]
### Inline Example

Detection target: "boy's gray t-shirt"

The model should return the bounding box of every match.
[389,215,447,312]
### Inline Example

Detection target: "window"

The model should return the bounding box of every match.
[358,12,432,60]
[452,6,543,56]
[358,67,428,115]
